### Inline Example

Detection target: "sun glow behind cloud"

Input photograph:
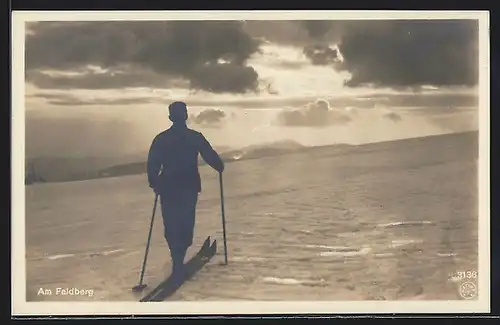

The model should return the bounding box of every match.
[249,44,353,98]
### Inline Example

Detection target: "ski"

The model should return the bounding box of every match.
[139,236,217,302]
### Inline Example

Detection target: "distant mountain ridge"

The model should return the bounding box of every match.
[91,140,308,180]
[25,140,310,184]
[25,131,477,184]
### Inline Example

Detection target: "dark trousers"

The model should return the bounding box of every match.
[159,190,199,261]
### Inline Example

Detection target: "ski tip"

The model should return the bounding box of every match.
[200,236,211,250]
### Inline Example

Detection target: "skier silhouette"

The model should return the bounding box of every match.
[147,101,224,280]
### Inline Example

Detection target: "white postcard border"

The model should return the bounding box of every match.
[11,10,491,315]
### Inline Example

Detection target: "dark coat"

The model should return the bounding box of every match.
[147,124,224,194]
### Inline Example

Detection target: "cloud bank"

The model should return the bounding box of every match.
[26,21,261,93]
[335,20,479,88]
[296,20,478,89]
[274,98,408,128]
[26,20,478,94]
[246,20,479,89]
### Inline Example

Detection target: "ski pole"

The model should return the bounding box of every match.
[219,172,228,265]
[132,193,159,292]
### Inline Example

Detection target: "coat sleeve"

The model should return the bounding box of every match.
[197,133,224,173]
[147,135,162,188]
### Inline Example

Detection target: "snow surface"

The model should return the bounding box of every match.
[25,131,478,301]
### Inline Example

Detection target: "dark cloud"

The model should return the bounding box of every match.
[335,20,479,88]
[253,20,478,89]
[302,44,340,65]
[26,20,478,93]
[275,99,352,127]
[301,21,335,40]
[246,21,341,68]
[243,21,312,46]
[190,108,227,127]
[244,21,340,45]
[26,21,261,93]
[247,21,341,67]
[189,63,259,93]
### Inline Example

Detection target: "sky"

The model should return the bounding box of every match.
[24,19,480,158]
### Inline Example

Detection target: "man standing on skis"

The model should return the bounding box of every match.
[147,101,225,281]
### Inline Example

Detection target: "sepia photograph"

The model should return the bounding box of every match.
[11,10,490,315]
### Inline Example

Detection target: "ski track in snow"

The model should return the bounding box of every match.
[24,132,479,301]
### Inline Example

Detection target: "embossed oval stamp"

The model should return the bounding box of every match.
[458,281,477,300]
